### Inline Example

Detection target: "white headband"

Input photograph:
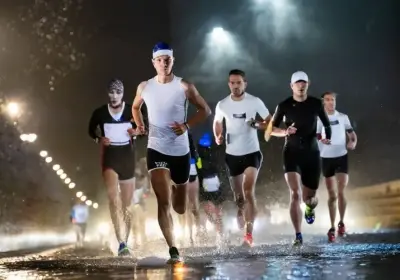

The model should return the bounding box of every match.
[152,49,173,59]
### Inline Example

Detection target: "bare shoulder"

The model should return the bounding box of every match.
[137,81,148,93]
[180,78,196,92]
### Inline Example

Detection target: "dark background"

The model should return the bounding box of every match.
[0,0,398,228]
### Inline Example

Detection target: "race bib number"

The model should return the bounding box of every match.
[190,163,197,176]
[203,176,220,192]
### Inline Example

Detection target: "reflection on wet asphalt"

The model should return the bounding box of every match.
[1,232,400,279]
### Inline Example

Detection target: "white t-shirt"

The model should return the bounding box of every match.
[214,93,270,156]
[317,110,353,158]
[71,204,89,224]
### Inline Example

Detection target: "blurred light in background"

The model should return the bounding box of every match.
[40,150,48,157]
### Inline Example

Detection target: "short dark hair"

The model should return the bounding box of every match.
[321,91,337,98]
[229,69,246,80]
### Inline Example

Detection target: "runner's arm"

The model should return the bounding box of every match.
[132,81,147,128]
[344,115,357,146]
[318,101,332,140]
[270,104,287,137]
[182,79,211,128]
[213,102,224,138]
[88,109,100,143]
[316,118,323,140]
[255,97,272,130]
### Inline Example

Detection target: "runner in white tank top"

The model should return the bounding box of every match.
[213,69,272,247]
[131,42,211,263]
[317,92,357,242]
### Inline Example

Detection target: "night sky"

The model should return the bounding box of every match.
[0,0,399,208]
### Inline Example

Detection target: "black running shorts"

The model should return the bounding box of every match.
[101,143,135,180]
[147,148,191,185]
[321,154,348,178]
[283,147,321,190]
[225,151,263,177]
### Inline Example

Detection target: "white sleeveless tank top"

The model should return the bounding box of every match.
[141,75,189,156]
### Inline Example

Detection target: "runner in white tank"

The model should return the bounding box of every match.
[317,92,357,242]
[213,69,272,247]
[132,42,211,263]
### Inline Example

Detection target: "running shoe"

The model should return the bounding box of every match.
[327,228,336,243]
[117,242,130,256]
[293,233,303,247]
[167,247,183,264]
[304,205,315,224]
[337,222,346,236]
[242,233,253,247]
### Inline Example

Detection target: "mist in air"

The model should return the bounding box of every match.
[177,0,320,91]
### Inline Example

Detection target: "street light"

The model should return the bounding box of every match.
[69,182,75,189]
[40,151,48,157]
[93,203,98,209]
[76,191,83,198]
[20,134,29,141]
[80,195,87,201]
[27,134,37,142]
[64,178,71,184]
[45,157,52,163]
[56,169,63,175]
[52,164,60,171]
[60,173,67,180]
[86,200,92,206]
[6,102,20,118]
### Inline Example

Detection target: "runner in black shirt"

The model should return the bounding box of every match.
[268,71,332,246]
[88,79,137,256]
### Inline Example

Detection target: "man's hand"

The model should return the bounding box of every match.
[170,122,187,136]
[245,118,258,129]
[100,137,111,146]
[135,125,147,135]
[320,138,331,145]
[347,141,356,150]
[285,123,297,135]
[215,134,224,145]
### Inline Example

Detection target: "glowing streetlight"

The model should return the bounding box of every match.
[7,102,20,118]
[52,164,60,171]
[45,157,52,163]
[20,134,28,141]
[64,178,71,184]
[27,134,37,142]
[69,182,75,189]
[60,173,67,180]
[210,27,231,45]
[93,203,98,209]
[20,133,37,143]
[76,191,83,198]
[56,169,63,175]
[40,151,48,157]
[80,195,87,201]
[85,200,92,206]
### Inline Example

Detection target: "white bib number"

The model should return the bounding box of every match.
[190,163,197,176]
[203,176,220,192]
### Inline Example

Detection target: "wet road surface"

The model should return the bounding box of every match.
[1,232,400,279]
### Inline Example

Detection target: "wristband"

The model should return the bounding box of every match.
[184,122,190,130]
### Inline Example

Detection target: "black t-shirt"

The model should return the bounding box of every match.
[272,96,331,149]
[88,103,136,145]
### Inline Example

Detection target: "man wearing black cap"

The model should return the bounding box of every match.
[268,71,332,246]
[88,79,137,256]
